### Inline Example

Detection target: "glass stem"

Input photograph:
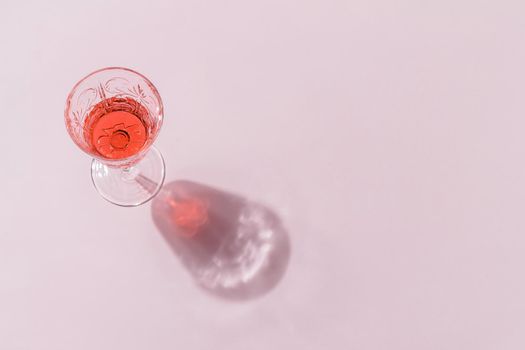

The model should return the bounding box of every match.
[134,172,159,194]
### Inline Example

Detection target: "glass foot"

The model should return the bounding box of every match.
[91,146,166,206]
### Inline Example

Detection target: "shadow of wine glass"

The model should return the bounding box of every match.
[151,180,291,301]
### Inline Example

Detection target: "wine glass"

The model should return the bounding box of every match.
[65,67,166,206]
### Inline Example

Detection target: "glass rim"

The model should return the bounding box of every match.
[64,66,164,164]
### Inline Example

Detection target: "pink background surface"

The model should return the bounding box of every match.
[2,0,525,349]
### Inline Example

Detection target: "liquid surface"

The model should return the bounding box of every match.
[84,97,149,159]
